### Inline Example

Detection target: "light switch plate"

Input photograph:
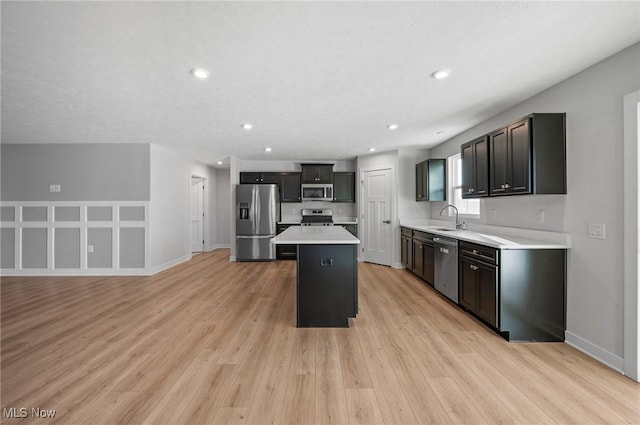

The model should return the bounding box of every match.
[588,223,606,240]
[536,210,545,223]
[49,184,61,193]
[87,245,94,253]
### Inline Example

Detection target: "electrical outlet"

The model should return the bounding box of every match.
[588,223,606,240]
[537,210,545,223]
[491,209,497,220]
[88,245,94,253]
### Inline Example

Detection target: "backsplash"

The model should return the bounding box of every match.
[429,194,566,232]
[281,201,356,222]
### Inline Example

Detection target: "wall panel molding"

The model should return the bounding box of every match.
[1,201,149,276]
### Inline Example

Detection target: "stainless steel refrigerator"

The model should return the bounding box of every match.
[235,184,280,261]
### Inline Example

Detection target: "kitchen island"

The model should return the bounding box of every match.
[271,226,360,327]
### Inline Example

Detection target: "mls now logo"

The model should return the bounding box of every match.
[3,407,56,418]
[3,408,27,418]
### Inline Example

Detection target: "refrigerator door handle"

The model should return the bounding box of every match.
[236,235,274,239]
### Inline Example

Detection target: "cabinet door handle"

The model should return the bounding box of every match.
[504,183,510,189]
[470,264,478,271]
[501,184,505,189]
[472,249,478,254]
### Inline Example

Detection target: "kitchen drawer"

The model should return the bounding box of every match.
[401,227,413,238]
[276,224,299,260]
[460,241,498,265]
[413,230,434,244]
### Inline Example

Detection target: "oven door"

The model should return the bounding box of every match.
[301,184,333,201]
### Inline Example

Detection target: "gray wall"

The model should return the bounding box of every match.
[427,42,640,363]
[149,144,220,272]
[355,148,432,266]
[1,143,150,201]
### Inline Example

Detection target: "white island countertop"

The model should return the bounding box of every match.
[271,226,360,245]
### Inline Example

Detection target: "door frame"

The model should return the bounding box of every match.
[190,175,207,254]
[358,164,397,267]
[623,89,639,381]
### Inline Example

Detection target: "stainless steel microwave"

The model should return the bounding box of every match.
[301,184,333,201]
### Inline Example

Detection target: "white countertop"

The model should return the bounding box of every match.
[278,217,358,225]
[278,220,302,225]
[271,226,360,245]
[400,220,570,250]
[333,217,358,224]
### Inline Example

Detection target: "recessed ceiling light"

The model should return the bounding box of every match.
[368,148,376,152]
[387,124,399,130]
[264,147,272,152]
[191,68,210,79]
[217,161,223,165]
[242,123,253,130]
[431,68,451,80]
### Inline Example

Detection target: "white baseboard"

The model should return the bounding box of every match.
[149,254,191,275]
[565,331,624,374]
[206,243,230,252]
[0,268,150,277]
[391,262,404,269]
[229,255,236,262]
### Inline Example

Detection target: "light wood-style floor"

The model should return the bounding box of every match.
[1,249,639,425]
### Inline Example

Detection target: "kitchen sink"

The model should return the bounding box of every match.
[435,228,455,231]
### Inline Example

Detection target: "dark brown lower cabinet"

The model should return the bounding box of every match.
[340,224,357,237]
[401,228,434,287]
[276,224,298,259]
[400,228,412,268]
[402,229,566,342]
[412,239,424,277]
[422,243,435,286]
[459,255,497,327]
[459,241,566,341]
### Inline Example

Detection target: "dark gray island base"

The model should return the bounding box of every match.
[271,226,360,328]
[296,244,358,327]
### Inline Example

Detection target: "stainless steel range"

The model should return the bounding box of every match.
[301,209,334,226]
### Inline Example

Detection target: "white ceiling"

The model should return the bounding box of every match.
[2,1,639,166]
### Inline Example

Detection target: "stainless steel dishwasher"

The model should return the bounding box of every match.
[434,236,459,303]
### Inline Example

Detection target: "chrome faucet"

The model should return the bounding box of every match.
[439,204,464,229]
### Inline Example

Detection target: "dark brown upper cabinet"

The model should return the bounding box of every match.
[489,118,531,195]
[280,172,302,203]
[427,159,446,202]
[239,172,281,184]
[301,164,334,184]
[461,136,489,198]
[415,160,428,201]
[416,159,446,202]
[333,172,356,203]
[489,113,566,196]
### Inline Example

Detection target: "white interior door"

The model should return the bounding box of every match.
[362,168,392,266]
[190,178,204,253]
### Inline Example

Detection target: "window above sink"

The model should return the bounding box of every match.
[448,153,480,218]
